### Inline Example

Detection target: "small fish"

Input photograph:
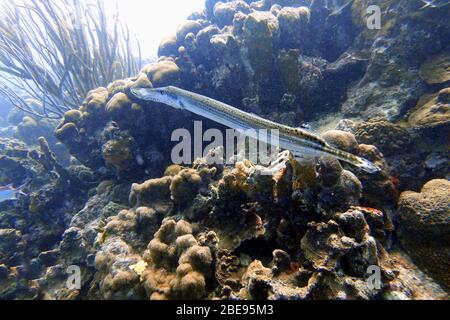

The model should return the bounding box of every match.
[131,86,382,174]
[419,0,450,9]
[325,0,353,20]
[0,182,28,202]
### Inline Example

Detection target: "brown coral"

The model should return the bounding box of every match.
[141,60,181,87]
[170,169,203,205]
[142,220,212,300]
[322,130,360,154]
[408,88,450,129]
[419,51,450,84]
[129,176,173,210]
[242,11,280,79]
[354,118,412,157]
[398,179,450,290]
[102,138,135,173]
[83,87,109,114]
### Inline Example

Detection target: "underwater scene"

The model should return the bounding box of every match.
[0,0,449,301]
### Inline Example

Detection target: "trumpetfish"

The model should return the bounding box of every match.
[131,86,381,174]
[0,182,27,203]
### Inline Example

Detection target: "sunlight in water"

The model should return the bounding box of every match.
[105,0,205,59]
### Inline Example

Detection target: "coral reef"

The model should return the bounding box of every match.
[0,0,141,118]
[3,145,444,300]
[408,88,450,129]
[419,51,450,84]
[142,219,213,300]
[0,137,91,299]
[397,180,450,291]
[0,0,449,301]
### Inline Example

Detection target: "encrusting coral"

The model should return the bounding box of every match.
[419,51,450,85]
[408,88,450,129]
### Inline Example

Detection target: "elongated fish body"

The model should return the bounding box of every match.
[0,189,20,202]
[0,183,27,202]
[131,86,381,174]
[419,0,450,9]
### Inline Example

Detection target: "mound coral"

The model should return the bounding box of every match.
[419,51,450,84]
[408,88,450,129]
[213,1,251,27]
[142,220,213,300]
[142,61,182,87]
[129,176,173,211]
[398,179,450,291]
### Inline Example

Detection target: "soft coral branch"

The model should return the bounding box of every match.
[0,0,142,119]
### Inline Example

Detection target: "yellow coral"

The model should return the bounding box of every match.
[164,164,184,177]
[105,93,132,115]
[130,260,148,277]
[63,110,82,124]
[141,60,181,87]
[83,87,109,114]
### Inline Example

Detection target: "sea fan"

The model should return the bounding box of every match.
[0,0,142,119]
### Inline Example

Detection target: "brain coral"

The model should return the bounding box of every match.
[398,179,450,291]
[129,176,173,210]
[142,219,213,300]
[354,118,412,157]
[170,168,203,205]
